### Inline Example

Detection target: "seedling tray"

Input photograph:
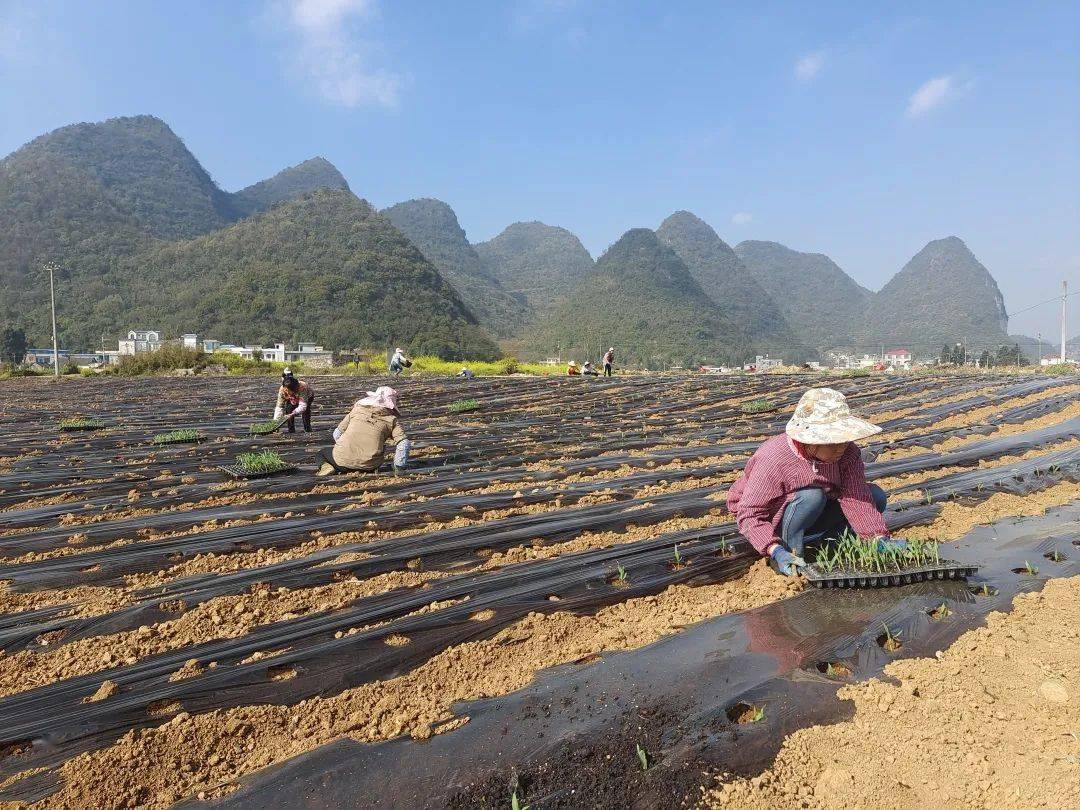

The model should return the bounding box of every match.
[218,463,297,480]
[59,423,105,432]
[804,560,979,588]
[153,435,203,446]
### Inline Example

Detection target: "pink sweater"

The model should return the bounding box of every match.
[726,434,888,555]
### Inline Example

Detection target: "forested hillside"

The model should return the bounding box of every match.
[734,240,872,352]
[656,212,804,361]
[864,237,1009,350]
[381,199,529,337]
[524,228,748,368]
[114,190,498,359]
[232,157,349,217]
[476,221,594,310]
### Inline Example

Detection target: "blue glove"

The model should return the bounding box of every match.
[876,537,909,553]
[770,545,807,577]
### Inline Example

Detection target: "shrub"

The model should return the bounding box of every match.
[500,356,520,375]
[116,345,207,376]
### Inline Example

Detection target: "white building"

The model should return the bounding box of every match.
[181,334,199,350]
[754,355,784,370]
[118,329,163,356]
[202,339,222,353]
[883,348,912,368]
[260,342,333,367]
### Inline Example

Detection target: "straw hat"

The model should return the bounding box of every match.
[357,386,400,411]
[785,387,881,444]
[568,360,578,367]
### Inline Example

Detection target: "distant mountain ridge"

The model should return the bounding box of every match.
[0,114,1029,363]
[734,240,873,352]
[523,228,747,368]
[381,198,530,337]
[656,212,805,361]
[475,221,594,310]
[863,236,1008,349]
[232,157,349,217]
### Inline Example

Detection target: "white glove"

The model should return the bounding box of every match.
[333,427,343,442]
[273,407,283,420]
[294,400,307,415]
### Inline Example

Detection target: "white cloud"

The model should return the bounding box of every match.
[794,51,825,83]
[732,212,753,226]
[906,74,972,118]
[271,0,401,108]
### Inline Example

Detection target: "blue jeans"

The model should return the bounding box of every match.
[779,485,887,556]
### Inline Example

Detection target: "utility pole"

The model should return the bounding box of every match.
[45,263,59,378]
[1037,332,1042,365]
[1061,280,1069,363]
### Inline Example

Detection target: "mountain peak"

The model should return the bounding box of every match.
[232,157,349,216]
[475,221,593,310]
[657,214,802,359]
[382,198,529,337]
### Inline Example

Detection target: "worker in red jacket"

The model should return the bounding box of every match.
[726,387,898,576]
[274,368,315,433]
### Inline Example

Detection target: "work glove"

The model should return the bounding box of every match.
[770,545,806,577]
[393,438,411,470]
[876,537,909,554]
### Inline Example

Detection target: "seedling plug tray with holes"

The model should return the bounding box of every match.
[218,463,297,479]
[803,560,979,588]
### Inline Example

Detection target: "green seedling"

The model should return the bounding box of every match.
[449,399,480,413]
[617,565,628,583]
[981,583,992,596]
[1024,560,1039,575]
[825,662,838,677]
[511,790,529,810]
[235,449,288,473]
[879,622,902,650]
[153,429,201,445]
[672,544,683,567]
[1048,548,1063,562]
[249,420,282,435]
[930,602,951,619]
[636,743,649,771]
[58,417,105,430]
[739,398,776,414]
[717,536,730,556]
[750,705,765,723]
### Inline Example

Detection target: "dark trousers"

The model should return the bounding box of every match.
[284,396,313,433]
[779,485,888,556]
[603,362,613,377]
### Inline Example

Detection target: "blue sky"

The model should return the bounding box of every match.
[2,0,1077,338]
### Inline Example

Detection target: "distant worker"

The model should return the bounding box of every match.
[603,347,615,377]
[457,367,475,379]
[581,361,599,376]
[274,369,315,433]
[389,347,410,375]
[566,360,581,376]
[727,387,897,577]
[316,386,411,476]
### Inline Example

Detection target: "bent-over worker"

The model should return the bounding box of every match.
[389,347,410,375]
[581,361,599,376]
[726,387,896,577]
[316,386,411,476]
[274,369,315,433]
[566,360,581,376]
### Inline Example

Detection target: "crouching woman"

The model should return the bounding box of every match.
[727,387,899,576]
[316,386,411,476]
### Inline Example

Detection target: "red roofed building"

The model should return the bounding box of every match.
[883,348,912,368]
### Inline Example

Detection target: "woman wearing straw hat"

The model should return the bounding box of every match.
[727,387,899,576]
[316,386,411,476]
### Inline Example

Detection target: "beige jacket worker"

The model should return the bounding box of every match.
[332,404,407,471]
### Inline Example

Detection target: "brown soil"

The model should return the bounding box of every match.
[899,481,1080,542]
[24,562,798,808]
[701,575,1080,809]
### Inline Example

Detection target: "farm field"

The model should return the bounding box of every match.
[0,372,1077,808]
